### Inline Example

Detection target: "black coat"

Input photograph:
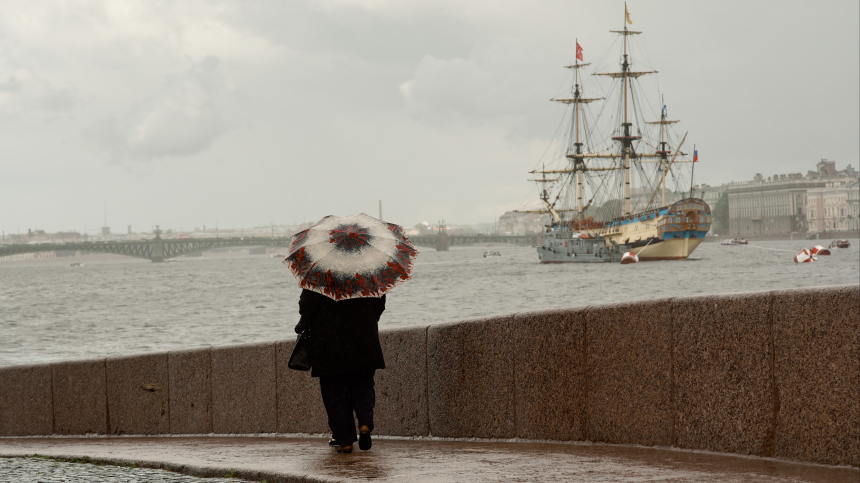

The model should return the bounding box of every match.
[295,289,386,378]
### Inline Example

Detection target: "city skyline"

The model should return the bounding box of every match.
[2,1,858,235]
[5,156,858,239]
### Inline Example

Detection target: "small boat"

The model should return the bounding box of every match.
[721,238,749,246]
[829,239,851,249]
[483,251,502,258]
[69,262,82,267]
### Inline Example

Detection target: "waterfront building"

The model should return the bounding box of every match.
[807,180,860,232]
[849,180,860,231]
[498,211,548,235]
[697,183,729,207]
[726,159,857,237]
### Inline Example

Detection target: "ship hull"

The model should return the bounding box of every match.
[634,237,704,260]
[536,230,622,263]
[598,198,712,262]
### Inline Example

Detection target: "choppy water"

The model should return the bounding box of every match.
[1,239,858,367]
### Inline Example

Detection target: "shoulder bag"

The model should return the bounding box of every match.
[288,329,312,371]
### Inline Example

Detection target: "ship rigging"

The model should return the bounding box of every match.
[518,4,712,263]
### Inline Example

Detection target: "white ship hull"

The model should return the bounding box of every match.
[630,237,703,260]
[597,198,712,261]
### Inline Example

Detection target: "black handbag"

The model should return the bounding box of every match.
[288,330,312,371]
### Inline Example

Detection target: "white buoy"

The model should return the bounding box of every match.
[621,252,639,264]
[794,248,816,263]
[810,245,831,256]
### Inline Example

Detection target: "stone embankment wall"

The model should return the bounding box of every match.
[1,285,857,467]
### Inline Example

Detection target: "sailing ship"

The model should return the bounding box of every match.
[519,5,711,263]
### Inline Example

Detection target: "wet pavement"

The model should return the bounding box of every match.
[0,436,856,483]
[0,456,252,482]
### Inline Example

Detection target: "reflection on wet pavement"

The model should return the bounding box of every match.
[0,436,856,482]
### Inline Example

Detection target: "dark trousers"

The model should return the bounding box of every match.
[319,370,375,445]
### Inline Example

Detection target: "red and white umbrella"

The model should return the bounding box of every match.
[283,213,418,300]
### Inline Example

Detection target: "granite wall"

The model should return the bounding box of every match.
[1,285,857,467]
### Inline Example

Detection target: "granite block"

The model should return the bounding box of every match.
[169,347,212,434]
[772,285,860,467]
[585,298,673,446]
[106,353,170,435]
[0,363,53,436]
[428,316,515,439]
[52,359,107,435]
[513,308,587,441]
[672,292,774,455]
[276,338,328,434]
[211,341,277,434]
[375,326,429,436]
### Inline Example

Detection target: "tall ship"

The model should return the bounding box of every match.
[519,5,711,263]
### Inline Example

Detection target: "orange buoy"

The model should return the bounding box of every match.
[794,248,816,263]
[620,252,639,264]
[810,245,831,256]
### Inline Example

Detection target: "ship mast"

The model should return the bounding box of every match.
[525,45,602,227]
[660,104,666,206]
[596,4,656,217]
[646,98,680,206]
[621,7,632,216]
[574,59,583,214]
[548,41,601,224]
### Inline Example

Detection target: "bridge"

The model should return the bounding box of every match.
[0,235,294,263]
[0,232,540,262]
[408,233,538,251]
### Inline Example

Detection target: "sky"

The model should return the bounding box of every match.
[1,0,858,235]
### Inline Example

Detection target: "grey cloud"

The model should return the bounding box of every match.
[0,73,80,121]
[400,37,561,135]
[0,76,21,92]
[83,56,232,161]
[231,1,479,65]
[39,88,77,111]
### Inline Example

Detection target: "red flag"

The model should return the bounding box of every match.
[576,42,583,61]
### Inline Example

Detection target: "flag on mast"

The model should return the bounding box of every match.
[576,41,583,61]
[625,3,633,24]
[693,148,699,162]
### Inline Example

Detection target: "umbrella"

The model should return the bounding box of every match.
[283,213,418,300]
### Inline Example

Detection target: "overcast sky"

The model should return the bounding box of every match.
[1,0,857,235]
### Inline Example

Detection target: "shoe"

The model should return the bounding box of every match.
[328,438,338,447]
[336,445,353,454]
[358,425,372,451]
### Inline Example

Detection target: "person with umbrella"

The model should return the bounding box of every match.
[284,214,417,454]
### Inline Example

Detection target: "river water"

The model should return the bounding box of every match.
[1,239,857,367]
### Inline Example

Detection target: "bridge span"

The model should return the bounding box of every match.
[0,236,294,263]
[408,234,538,250]
[0,233,539,262]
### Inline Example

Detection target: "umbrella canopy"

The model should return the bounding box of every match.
[283,213,418,300]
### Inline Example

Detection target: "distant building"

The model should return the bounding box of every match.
[726,159,858,236]
[848,180,860,231]
[26,229,50,243]
[807,180,859,232]
[697,183,729,207]
[498,211,548,235]
[53,231,83,243]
